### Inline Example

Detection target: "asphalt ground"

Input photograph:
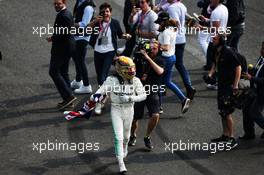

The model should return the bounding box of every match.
[0,0,264,175]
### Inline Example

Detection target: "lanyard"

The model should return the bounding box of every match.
[138,9,151,28]
[99,20,111,36]
[255,57,264,78]
[255,56,264,69]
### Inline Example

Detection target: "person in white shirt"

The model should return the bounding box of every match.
[198,0,228,71]
[156,12,190,114]
[122,0,159,57]
[167,0,196,100]
[71,0,96,94]
[88,3,131,115]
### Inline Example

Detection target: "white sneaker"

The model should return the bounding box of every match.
[74,85,92,94]
[118,158,127,173]
[94,103,102,115]
[207,84,218,90]
[71,80,83,89]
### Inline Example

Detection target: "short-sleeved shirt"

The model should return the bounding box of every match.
[216,46,241,87]
[132,9,159,38]
[210,4,229,41]
[158,27,176,57]
[167,2,187,44]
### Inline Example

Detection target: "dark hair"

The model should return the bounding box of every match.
[99,2,112,12]
[159,19,179,32]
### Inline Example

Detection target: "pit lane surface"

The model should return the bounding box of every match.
[0,0,263,174]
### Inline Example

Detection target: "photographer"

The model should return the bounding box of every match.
[122,0,159,57]
[129,40,165,150]
[240,42,264,140]
[206,34,241,149]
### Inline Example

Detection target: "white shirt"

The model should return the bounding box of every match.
[167,2,187,44]
[158,27,176,57]
[94,22,115,53]
[210,4,228,41]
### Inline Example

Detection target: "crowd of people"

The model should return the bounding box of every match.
[47,0,264,174]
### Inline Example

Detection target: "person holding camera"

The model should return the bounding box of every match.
[122,0,159,57]
[89,2,131,114]
[206,34,241,149]
[156,12,191,114]
[128,40,165,150]
[239,42,264,140]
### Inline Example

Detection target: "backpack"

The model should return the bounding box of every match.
[227,46,248,74]
[225,0,245,26]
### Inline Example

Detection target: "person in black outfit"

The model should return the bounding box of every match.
[128,40,165,150]
[47,0,76,110]
[240,42,264,140]
[225,0,245,51]
[206,34,241,149]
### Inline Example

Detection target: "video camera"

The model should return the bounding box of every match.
[133,39,152,78]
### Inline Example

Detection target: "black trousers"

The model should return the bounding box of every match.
[49,54,73,100]
[242,97,264,136]
[73,40,90,86]
[94,51,115,86]
[227,25,245,51]
[206,42,216,70]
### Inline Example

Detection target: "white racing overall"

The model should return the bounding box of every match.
[95,75,146,171]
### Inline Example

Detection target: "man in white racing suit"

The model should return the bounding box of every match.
[93,56,146,174]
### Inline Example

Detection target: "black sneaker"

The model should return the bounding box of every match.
[211,135,229,143]
[181,98,190,114]
[238,134,255,140]
[261,132,264,139]
[187,87,196,100]
[58,96,77,110]
[226,137,238,150]
[128,135,136,146]
[144,136,154,150]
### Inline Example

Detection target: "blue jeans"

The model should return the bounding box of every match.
[94,51,115,86]
[163,55,186,102]
[175,43,192,89]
